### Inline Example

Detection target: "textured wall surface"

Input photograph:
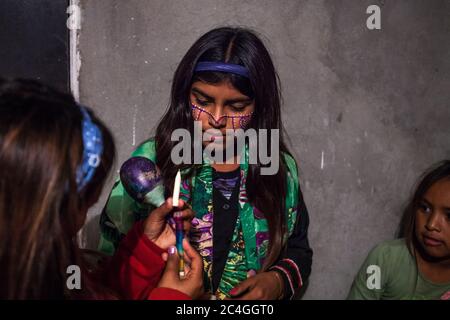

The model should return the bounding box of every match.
[78,0,450,299]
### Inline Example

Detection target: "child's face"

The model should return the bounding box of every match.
[415,178,450,260]
[190,80,255,150]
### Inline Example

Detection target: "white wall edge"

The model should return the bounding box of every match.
[69,0,81,102]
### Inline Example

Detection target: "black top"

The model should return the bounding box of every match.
[211,166,241,292]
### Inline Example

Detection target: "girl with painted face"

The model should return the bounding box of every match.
[348,161,450,300]
[0,79,203,300]
[99,27,313,300]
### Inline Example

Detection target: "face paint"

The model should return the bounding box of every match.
[191,104,253,130]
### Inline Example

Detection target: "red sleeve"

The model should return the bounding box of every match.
[106,220,190,300]
[148,288,191,300]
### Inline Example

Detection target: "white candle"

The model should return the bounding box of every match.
[172,170,181,207]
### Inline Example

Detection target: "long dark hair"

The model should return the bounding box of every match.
[0,79,115,299]
[398,160,450,253]
[155,27,295,269]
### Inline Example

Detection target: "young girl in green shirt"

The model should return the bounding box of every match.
[99,27,313,300]
[348,161,450,300]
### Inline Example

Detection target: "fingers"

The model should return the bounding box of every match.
[229,278,254,298]
[151,198,175,221]
[147,198,194,247]
[176,198,185,208]
[168,218,176,231]
[183,247,192,265]
[163,246,180,279]
[172,239,204,299]
[172,199,189,210]
[230,291,257,300]
[183,239,200,261]
[181,242,193,276]
[174,205,195,232]
[183,262,192,276]
[182,239,203,280]
[183,218,193,232]
[150,198,193,222]
[174,207,194,220]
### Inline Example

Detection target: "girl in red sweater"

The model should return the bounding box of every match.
[0,78,203,299]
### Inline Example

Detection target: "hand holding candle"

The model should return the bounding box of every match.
[126,159,194,251]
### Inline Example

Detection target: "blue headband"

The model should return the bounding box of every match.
[194,61,250,78]
[76,106,104,191]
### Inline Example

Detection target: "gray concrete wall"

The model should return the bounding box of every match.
[77,0,450,299]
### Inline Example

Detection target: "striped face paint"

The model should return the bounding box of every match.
[191,103,253,130]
